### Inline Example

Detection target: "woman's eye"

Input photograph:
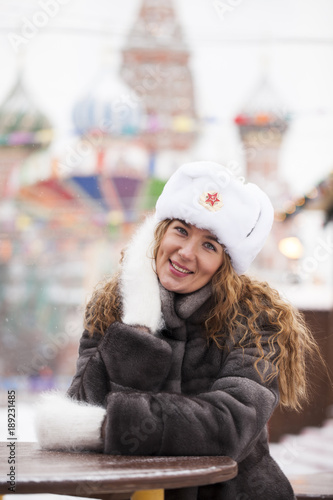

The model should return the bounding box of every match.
[204,242,216,252]
[176,226,187,235]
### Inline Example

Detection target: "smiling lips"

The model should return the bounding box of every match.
[169,259,194,276]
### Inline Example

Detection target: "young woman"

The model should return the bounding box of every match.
[36,161,320,500]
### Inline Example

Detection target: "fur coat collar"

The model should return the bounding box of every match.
[159,282,213,334]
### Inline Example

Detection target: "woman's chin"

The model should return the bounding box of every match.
[158,275,186,294]
[158,275,197,294]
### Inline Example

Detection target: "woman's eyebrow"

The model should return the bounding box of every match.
[201,232,222,246]
[177,220,220,244]
[177,219,190,228]
[205,235,219,242]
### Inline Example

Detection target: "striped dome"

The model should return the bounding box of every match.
[72,69,144,137]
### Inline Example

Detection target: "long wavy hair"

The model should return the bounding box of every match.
[85,218,324,411]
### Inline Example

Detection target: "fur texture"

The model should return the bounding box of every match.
[35,391,105,451]
[120,214,164,333]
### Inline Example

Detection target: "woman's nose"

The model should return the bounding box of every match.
[178,242,196,261]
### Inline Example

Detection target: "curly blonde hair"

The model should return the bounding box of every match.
[85,219,324,411]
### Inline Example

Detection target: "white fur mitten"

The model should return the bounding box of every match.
[34,392,106,452]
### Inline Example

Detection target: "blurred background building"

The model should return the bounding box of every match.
[0,0,333,445]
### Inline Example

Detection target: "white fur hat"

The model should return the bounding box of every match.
[155,161,274,275]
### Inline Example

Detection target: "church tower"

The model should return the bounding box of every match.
[121,0,197,154]
[234,76,290,208]
[234,75,294,277]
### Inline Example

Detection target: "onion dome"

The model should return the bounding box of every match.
[72,68,144,137]
[234,76,290,140]
[0,73,53,148]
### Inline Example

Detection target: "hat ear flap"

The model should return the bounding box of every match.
[120,215,164,333]
[230,184,274,274]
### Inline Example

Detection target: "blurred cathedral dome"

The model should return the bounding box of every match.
[0,72,53,149]
[72,65,144,138]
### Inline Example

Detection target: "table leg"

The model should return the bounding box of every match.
[132,491,164,499]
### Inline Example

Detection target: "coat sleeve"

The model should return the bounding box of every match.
[102,327,280,462]
[67,322,173,406]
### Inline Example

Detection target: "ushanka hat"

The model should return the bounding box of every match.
[155,161,274,275]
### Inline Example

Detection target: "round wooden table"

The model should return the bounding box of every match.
[0,442,238,499]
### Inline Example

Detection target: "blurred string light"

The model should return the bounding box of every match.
[0,19,333,49]
[278,236,303,260]
[275,174,333,222]
[1,23,333,45]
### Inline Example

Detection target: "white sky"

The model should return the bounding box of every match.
[0,0,333,196]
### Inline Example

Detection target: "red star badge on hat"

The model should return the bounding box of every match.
[205,192,220,207]
[199,191,223,212]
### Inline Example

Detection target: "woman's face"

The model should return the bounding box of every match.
[156,220,224,294]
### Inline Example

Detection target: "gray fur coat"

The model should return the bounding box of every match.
[67,281,295,500]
